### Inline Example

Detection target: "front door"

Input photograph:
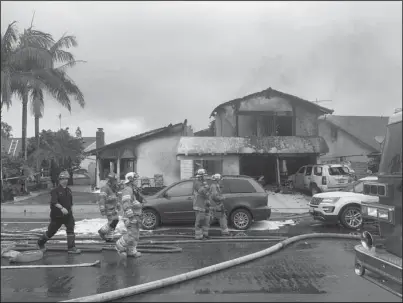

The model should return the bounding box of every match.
[159,181,195,222]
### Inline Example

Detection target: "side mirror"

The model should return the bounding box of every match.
[162,192,169,198]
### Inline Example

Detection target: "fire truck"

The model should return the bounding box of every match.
[354,108,402,296]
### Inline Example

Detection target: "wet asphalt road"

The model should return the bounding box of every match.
[2,216,401,302]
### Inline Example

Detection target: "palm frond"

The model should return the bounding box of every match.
[1,70,12,109]
[52,68,85,108]
[30,88,44,117]
[50,35,77,53]
[52,49,75,63]
[19,28,54,49]
[8,46,53,69]
[1,21,18,55]
[56,60,87,72]
[10,69,71,111]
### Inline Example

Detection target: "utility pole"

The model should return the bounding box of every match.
[58,114,62,130]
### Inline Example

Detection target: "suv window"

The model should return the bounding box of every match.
[314,166,323,176]
[328,166,348,176]
[226,178,256,193]
[166,181,193,197]
[305,166,313,176]
[298,166,306,174]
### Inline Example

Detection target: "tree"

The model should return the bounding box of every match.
[1,121,12,139]
[27,128,85,185]
[1,21,85,161]
[29,34,85,177]
[30,34,85,153]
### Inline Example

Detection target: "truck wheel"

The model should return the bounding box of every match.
[141,209,160,230]
[230,208,252,230]
[355,262,365,276]
[340,205,362,230]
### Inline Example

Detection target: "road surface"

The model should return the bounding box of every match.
[1,217,400,302]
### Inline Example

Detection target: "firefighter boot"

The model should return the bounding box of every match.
[67,234,82,254]
[127,246,142,258]
[37,233,49,251]
[98,225,114,242]
[115,237,128,259]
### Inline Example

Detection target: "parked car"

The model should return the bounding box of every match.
[288,164,354,196]
[140,175,271,230]
[308,176,379,230]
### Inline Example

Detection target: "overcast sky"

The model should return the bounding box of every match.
[1,1,402,143]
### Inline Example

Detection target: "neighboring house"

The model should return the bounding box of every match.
[86,120,193,188]
[318,115,389,178]
[78,137,97,184]
[177,87,333,185]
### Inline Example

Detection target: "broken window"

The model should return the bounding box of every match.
[276,116,293,136]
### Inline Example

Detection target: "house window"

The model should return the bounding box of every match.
[276,116,293,136]
[330,126,338,141]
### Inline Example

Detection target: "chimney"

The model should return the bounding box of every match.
[96,128,105,149]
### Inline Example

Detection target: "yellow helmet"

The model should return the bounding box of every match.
[124,172,139,184]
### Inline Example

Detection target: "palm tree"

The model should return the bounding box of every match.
[29,34,85,175]
[2,22,85,161]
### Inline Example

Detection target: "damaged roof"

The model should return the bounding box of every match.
[177,136,329,155]
[210,87,334,117]
[87,120,187,155]
[318,115,389,151]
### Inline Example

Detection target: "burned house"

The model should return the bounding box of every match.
[177,87,332,185]
[87,120,193,188]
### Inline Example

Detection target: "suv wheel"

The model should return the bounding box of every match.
[310,185,320,196]
[339,205,362,230]
[230,208,252,230]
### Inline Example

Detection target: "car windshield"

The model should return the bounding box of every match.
[379,121,402,175]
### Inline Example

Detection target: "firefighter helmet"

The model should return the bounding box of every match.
[124,172,139,184]
[106,172,117,180]
[212,173,222,181]
[195,168,207,177]
[59,171,70,180]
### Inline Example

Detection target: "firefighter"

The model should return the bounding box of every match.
[37,171,81,254]
[115,172,144,258]
[208,173,229,236]
[98,172,120,242]
[193,168,211,240]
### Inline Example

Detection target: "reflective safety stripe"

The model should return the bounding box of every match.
[99,192,107,196]
[121,195,131,201]
[125,209,134,217]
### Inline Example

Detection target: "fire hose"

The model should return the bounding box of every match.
[53,233,360,302]
[1,231,288,268]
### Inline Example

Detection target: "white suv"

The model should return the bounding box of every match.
[289,164,354,196]
[309,176,379,229]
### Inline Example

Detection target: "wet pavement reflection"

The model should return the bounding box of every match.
[1,218,398,302]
